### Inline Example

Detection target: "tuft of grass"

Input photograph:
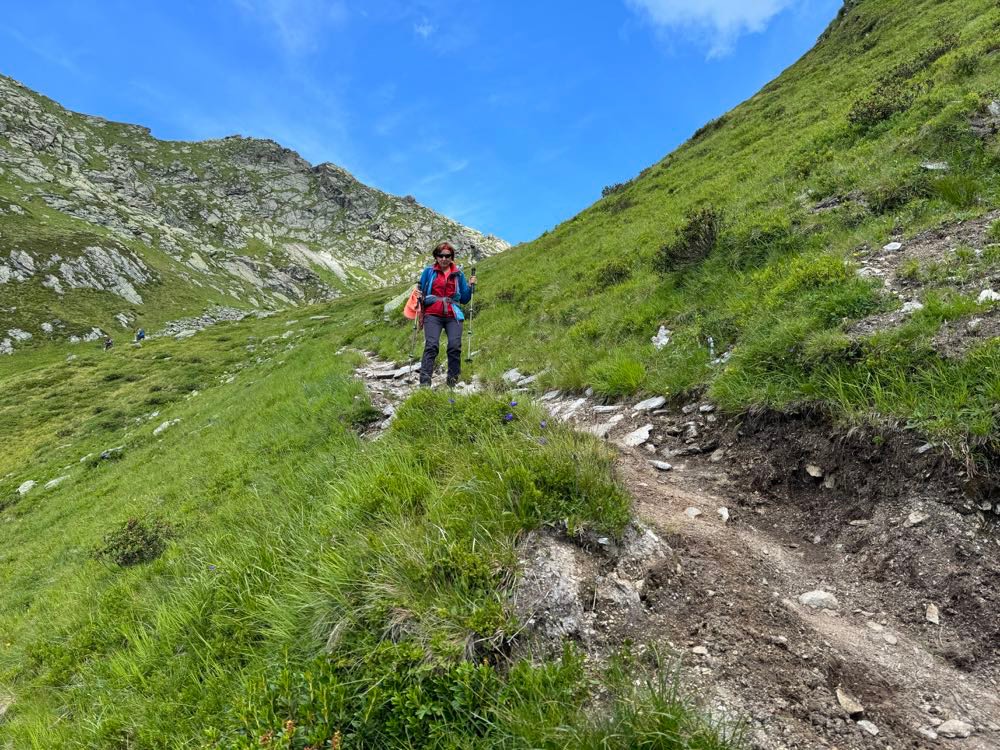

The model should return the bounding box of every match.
[588,352,648,397]
[596,258,633,286]
[933,175,981,208]
[987,219,1000,245]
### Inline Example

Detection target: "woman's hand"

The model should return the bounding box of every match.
[470,275,477,285]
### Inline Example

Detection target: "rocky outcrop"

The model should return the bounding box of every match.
[1,243,154,305]
[0,74,509,352]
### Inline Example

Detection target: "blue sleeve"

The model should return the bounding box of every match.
[457,272,472,304]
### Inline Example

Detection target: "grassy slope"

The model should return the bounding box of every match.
[0,318,734,748]
[343,0,1000,450]
[0,174,241,337]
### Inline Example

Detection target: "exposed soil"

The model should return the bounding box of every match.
[932,309,1000,358]
[856,211,1000,295]
[354,355,1000,749]
[847,211,1000,348]
[849,210,1000,342]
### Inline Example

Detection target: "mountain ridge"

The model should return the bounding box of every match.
[0,73,507,352]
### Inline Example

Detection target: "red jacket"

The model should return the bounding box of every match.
[423,263,460,318]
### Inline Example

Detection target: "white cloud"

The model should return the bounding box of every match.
[418,157,469,186]
[2,28,86,77]
[235,0,348,54]
[624,0,796,57]
[414,18,435,39]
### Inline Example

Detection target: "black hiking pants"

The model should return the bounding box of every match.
[420,314,462,385]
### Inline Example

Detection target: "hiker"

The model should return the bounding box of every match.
[103,336,113,352]
[135,327,145,343]
[417,242,476,387]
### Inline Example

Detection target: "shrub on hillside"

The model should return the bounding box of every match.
[690,114,729,143]
[653,207,721,274]
[717,211,800,270]
[848,38,956,130]
[865,174,931,214]
[847,80,918,129]
[494,288,516,304]
[950,51,979,78]
[595,258,633,286]
[600,195,636,215]
[94,517,173,567]
[884,35,958,82]
[601,182,630,198]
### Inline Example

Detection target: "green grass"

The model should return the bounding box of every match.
[0,316,735,748]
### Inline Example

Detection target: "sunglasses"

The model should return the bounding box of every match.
[436,253,453,259]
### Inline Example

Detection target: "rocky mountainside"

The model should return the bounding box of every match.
[0,74,507,352]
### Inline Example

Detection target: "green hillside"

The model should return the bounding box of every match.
[350,0,1000,451]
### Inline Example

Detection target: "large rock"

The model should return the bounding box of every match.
[619,424,653,448]
[936,720,974,739]
[633,396,666,412]
[798,590,840,610]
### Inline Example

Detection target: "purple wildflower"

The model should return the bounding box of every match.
[449,398,456,404]
[540,420,547,429]
[510,400,518,407]
[504,413,515,422]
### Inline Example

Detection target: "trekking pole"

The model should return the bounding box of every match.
[407,274,423,382]
[464,245,481,379]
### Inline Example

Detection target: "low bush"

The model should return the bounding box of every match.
[93,517,173,567]
[717,211,800,270]
[653,207,721,274]
[600,195,636,214]
[494,288,516,304]
[690,114,729,142]
[951,51,979,78]
[848,80,917,129]
[595,258,633,286]
[866,174,930,214]
[884,35,958,82]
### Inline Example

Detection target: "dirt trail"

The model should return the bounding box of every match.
[353,355,1000,749]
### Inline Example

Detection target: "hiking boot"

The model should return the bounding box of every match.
[446,377,459,387]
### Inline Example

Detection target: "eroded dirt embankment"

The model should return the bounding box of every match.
[354,355,1000,750]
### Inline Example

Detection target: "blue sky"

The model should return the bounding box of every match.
[1,0,841,244]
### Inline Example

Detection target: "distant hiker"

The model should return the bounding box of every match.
[417,242,476,387]
[103,336,113,351]
[135,328,146,343]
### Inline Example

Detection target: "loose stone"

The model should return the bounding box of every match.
[798,590,839,610]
